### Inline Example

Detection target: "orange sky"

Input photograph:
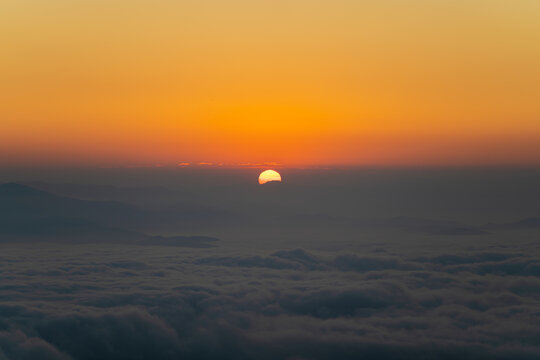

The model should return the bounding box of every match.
[1,0,540,167]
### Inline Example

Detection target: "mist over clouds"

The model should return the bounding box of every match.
[0,168,539,359]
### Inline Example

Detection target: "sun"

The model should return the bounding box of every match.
[258,170,282,185]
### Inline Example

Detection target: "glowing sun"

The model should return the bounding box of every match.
[258,170,282,185]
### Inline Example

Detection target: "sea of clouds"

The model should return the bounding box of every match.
[0,231,539,360]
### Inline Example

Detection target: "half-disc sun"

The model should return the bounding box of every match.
[258,170,282,184]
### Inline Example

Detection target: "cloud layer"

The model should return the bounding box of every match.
[0,236,539,360]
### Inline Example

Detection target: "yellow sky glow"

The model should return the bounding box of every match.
[1,0,540,166]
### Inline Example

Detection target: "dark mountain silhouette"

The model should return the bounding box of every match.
[0,182,145,226]
[0,183,146,241]
[23,181,182,208]
[380,216,489,235]
[484,217,540,230]
[141,235,219,247]
[19,182,232,230]
[261,212,489,236]
[0,183,221,244]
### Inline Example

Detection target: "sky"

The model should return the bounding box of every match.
[1,0,540,166]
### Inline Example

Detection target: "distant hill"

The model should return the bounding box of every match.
[0,182,146,226]
[0,183,222,244]
[380,216,489,235]
[484,217,540,230]
[141,235,219,248]
[0,183,147,241]
[23,181,182,208]
[20,182,232,231]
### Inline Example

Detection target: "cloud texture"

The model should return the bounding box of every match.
[0,236,539,360]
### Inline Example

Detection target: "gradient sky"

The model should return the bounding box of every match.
[1,0,540,166]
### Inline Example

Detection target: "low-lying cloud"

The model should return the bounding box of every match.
[0,237,539,360]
